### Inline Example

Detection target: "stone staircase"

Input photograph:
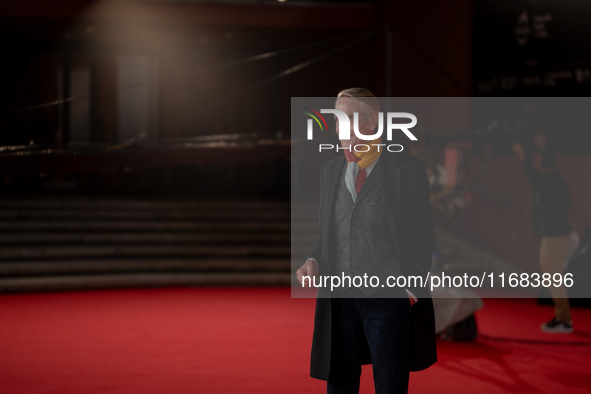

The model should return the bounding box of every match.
[0,197,293,292]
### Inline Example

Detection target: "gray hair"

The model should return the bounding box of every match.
[335,87,380,124]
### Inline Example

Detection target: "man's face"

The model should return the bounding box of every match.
[334,97,378,149]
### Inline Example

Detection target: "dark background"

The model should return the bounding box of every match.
[1,0,590,285]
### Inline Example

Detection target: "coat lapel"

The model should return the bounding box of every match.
[381,152,402,262]
[325,157,345,219]
[323,157,346,269]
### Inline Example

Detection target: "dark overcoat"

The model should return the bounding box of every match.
[306,149,437,381]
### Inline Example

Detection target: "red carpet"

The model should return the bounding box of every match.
[1,288,590,393]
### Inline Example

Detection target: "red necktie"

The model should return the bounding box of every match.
[344,151,367,194]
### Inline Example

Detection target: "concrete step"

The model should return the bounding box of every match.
[0,272,292,292]
[0,232,290,244]
[0,258,291,276]
[0,220,291,231]
[0,197,297,291]
[0,245,290,261]
[0,209,291,221]
[0,198,290,211]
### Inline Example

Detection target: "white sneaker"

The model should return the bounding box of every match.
[541,317,574,333]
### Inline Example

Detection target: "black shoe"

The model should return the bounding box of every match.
[541,317,573,334]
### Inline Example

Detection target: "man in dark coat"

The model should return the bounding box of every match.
[296,88,437,394]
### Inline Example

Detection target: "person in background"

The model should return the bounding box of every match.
[513,128,574,333]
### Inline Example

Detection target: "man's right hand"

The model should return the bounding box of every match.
[296,259,319,288]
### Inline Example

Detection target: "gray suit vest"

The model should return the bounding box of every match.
[333,158,401,295]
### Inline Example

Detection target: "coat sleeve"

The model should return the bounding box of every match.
[407,158,435,281]
[306,164,325,267]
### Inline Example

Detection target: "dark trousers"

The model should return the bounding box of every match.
[327,287,411,394]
